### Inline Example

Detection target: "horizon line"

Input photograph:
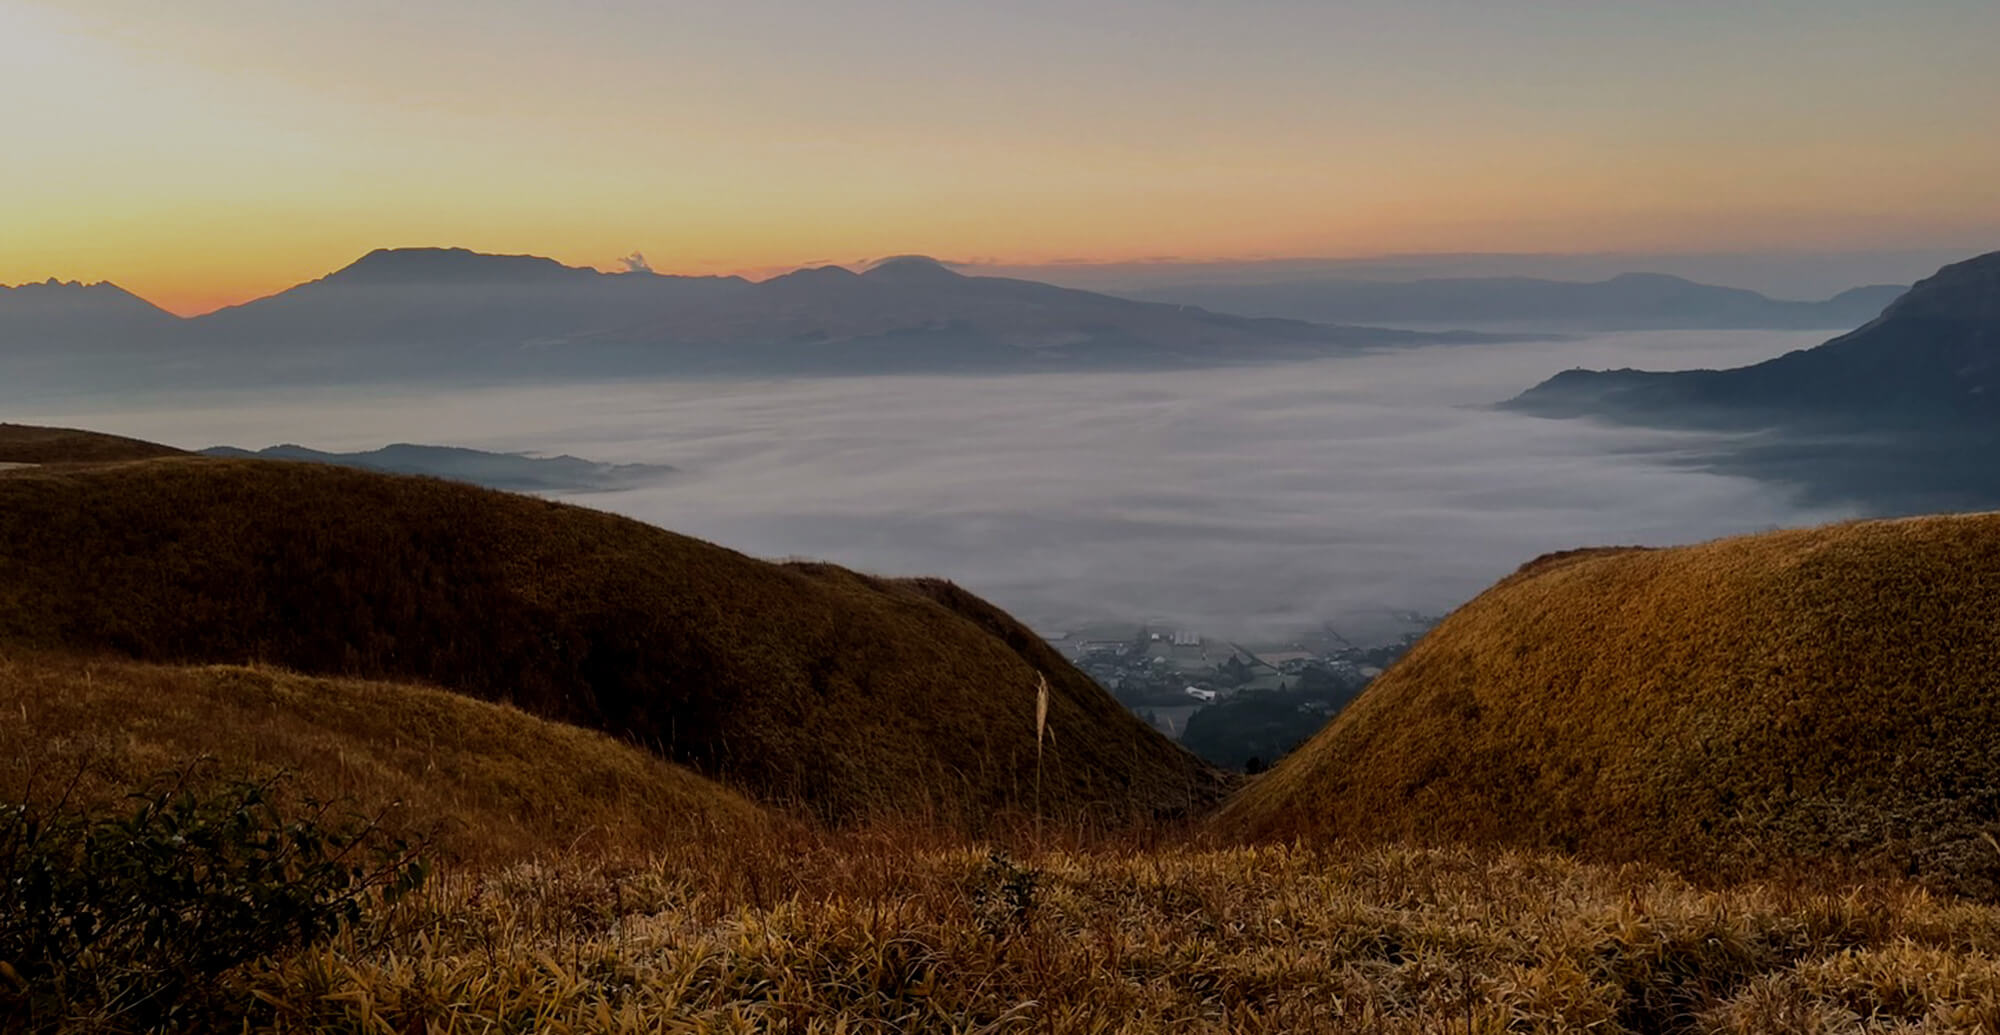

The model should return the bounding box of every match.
[4,242,1979,319]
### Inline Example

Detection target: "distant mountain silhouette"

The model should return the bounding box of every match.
[1122,273,1905,330]
[0,248,1506,391]
[582,253,1479,373]
[0,279,181,350]
[1507,251,2000,513]
[200,441,674,493]
[312,247,589,285]
[1509,252,2000,428]
[189,247,750,376]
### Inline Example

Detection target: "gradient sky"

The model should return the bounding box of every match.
[5,0,1998,315]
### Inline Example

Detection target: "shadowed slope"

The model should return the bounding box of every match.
[1218,513,2000,896]
[0,456,1220,823]
[0,653,767,865]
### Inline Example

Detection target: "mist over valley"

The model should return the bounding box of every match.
[15,327,1853,641]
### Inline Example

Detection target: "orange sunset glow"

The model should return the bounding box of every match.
[5,0,1998,314]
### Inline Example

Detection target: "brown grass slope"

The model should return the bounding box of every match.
[0,653,766,864]
[1219,512,2000,896]
[0,456,1220,823]
[0,422,186,464]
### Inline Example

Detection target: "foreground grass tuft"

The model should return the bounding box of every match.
[158,834,2000,1033]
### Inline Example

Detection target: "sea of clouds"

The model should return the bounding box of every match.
[24,329,1853,641]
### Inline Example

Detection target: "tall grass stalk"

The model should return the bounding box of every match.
[1034,673,1049,846]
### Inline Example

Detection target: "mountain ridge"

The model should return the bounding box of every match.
[199,441,675,493]
[1508,250,2000,429]
[1117,271,1906,330]
[0,246,1484,389]
[0,278,185,351]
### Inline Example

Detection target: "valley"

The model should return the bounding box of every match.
[11,421,2000,1031]
[10,0,2000,1026]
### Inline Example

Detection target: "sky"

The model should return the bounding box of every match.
[5,0,1998,315]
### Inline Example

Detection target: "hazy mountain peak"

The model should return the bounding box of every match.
[766,264,862,285]
[326,246,585,285]
[0,277,180,327]
[863,255,959,282]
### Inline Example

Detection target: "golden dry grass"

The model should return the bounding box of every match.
[1218,512,2000,897]
[0,423,185,464]
[0,455,1220,824]
[0,652,768,864]
[211,835,2000,1033]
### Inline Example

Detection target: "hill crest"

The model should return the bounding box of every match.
[1218,510,2000,895]
[0,452,1221,823]
[0,423,187,464]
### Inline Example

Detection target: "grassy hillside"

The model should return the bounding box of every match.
[0,653,766,864]
[20,434,2000,1029]
[1218,512,2000,896]
[0,422,186,464]
[15,652,2000,1032]
[0,456,1220,823]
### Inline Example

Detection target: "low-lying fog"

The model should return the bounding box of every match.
[22,330,1852,641]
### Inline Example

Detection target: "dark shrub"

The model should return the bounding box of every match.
[0,769,427,1032]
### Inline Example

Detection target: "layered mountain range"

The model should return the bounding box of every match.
[1120,272,1905,330]
[0,248,1494,390]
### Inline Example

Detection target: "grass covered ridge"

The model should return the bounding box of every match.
[0,423,186,464]
[0,456,1220,823]
[0,653,767,864]
[1220,511,2000,896]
